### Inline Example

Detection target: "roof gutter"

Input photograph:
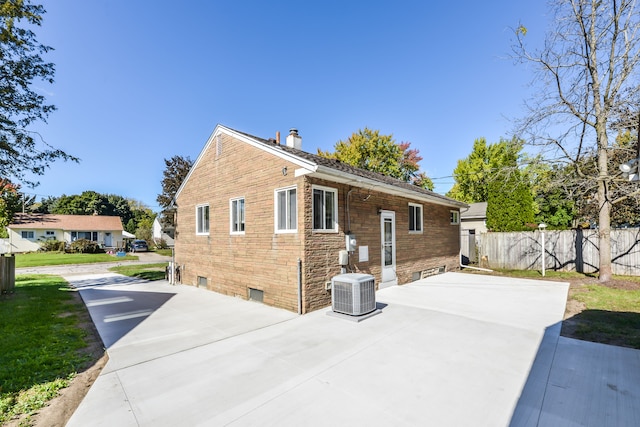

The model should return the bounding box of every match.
[312,165,467,209]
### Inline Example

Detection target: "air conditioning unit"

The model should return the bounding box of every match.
[331,273,376,316]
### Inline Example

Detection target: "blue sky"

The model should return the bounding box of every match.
[24,1,548,210]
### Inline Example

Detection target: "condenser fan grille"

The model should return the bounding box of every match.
[331,274,376,316]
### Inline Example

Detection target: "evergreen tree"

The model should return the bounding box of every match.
[486,170,535,231]
[157,155,193,226]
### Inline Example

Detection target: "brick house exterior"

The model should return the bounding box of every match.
[173,125,467,313]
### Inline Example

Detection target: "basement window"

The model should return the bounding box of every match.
[197,276,207,288]
[248,288,264,302]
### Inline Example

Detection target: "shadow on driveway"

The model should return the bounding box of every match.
[79,287,175,348]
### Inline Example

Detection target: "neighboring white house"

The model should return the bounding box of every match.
[4,213,126,253]
[152,217,174,247]
[459,202,487,264]
[460,202,488,234]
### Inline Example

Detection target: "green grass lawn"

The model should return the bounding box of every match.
[15,252,138,268]
[570,285,640,349]
[0,275,93,424]
[153,248,172,257]
[109,263,168,281]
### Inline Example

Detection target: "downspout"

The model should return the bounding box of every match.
[297,258,303,315]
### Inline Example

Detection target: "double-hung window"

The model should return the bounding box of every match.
[409,203,423,233]
[450,210,460,225]
[275,186,297,233]
[21,230,35,239]
[230,197,245,234]
[312,186,337,231]
[196,204,210,235]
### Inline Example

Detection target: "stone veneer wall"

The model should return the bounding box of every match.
[174,132,305,312]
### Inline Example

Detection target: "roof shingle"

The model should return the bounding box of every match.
[9,214,124,231]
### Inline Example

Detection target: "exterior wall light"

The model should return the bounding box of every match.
[619,158,639,181]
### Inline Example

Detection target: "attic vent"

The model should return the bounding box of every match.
[216,135,222,157]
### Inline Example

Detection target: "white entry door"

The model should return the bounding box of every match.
[380,210,397,288]
[104,232,112,247]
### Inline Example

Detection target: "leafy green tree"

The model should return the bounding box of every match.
[157,155,193,226]
[0,1,77,186]
[0,180,20,237]
[447,137,526,203]
[52,191,108,215]
[134,214,155,243]
[35,191,154,235]
[318,128,434,190]
[533,166,576,229]
[104,194,134,225]
[33,195,57,213]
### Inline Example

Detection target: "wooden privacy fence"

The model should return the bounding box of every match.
[477,228,640,276]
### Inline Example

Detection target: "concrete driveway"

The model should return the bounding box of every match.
[64,272,640,426]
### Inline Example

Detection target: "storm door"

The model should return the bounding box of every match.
[380,210,397,288]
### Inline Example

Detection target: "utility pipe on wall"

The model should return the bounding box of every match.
[297,258,303,315]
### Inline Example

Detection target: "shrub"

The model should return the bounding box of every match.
[39,240,65,252]
[155,238,168,250]
[69,239,102,254]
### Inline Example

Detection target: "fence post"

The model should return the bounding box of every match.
[0,254,15,293]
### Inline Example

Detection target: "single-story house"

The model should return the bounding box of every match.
[173,125,468,313]
[5,213,126,253]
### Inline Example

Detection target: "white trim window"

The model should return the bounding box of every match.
[312,185,338,232]
[21,230,35,239]
[196,204,210,235]
[450,210,460,225]
[230,197,245,235]
[275,186,297,233]
[408,203,423,233]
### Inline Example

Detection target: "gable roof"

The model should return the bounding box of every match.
[9,214,124,231]
[175,125,467,209]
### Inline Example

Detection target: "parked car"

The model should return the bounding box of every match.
[130,239,148,252]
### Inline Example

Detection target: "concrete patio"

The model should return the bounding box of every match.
[64,272,640,426]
